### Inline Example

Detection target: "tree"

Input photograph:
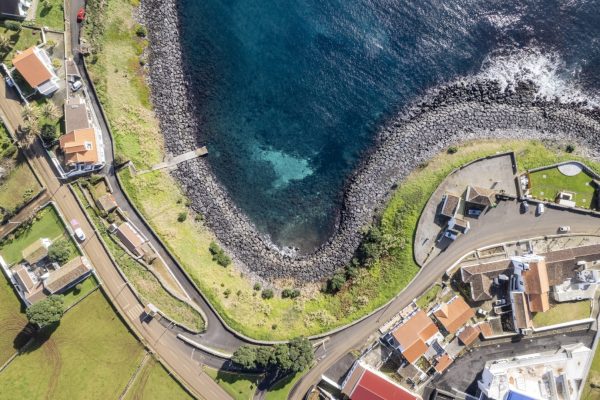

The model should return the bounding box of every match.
[48,240,72,265]
[287,337,314,372]
[41,124,58,143]
[0,35,10,52]
[21,104,40,124]
[255,346,273,368]
[22,119,41,143]
[5,21,21,32]
[40,102,60,120]
[261,289,274,299]
[272,344,293,371]
[232,345,257,369]
[26,295,64,328]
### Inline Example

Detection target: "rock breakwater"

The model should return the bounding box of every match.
[140,0,600,283]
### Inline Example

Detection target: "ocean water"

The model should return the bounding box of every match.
[178,0,600,251]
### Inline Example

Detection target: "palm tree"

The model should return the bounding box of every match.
[22,119,41,144]
[21,104,40,124]
[40,102,60,120]
[0,35,10,52]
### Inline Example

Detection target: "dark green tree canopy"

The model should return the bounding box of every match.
[232,345,257,370]
[48,240,72,265]
[231,337,314,373]
[26,295,64,328]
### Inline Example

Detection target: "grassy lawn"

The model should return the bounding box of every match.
[583,342,600,400]
[0,23,43,66]
[0,290,145,399]
[0,271,28,366]
[532,301,591,328]
[529,167,596,209]
[61,275,99,308]
[72,184,205,331]
[124,357,194,400]
[0,205,76,266]
[0,154,41,221]
[416,284,441,310]
[203,367,261,400]
[265,372,305,400]
[35,0,65,31]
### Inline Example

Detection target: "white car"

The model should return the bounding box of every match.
[559,226,571,233]
[5,76,14,87]
[74,227,86,242]
[536,203,545,215]
[71,80,83,91]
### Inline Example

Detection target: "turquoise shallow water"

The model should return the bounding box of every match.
[178,0,600,251]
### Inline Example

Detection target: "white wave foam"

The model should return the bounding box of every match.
[477,48,599,108]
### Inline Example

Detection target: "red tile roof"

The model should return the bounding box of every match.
[434,354,453,374]
[433,296,475,334]
[345,364,421,400]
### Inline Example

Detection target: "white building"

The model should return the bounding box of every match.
[0,0,30,20]
[478,343,592,400]
[12,46,60,96]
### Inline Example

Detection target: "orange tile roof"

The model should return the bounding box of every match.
[59,128,99,165]
[434,353,453,374]
[457,325,480,346]
[433,296,475,334]
[13,47,53,88]
[392,310,439,364]
[478,322,493,338]
[523,260,550,312]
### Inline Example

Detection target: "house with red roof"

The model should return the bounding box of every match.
[341,361,422,400]
[385,309,443,364]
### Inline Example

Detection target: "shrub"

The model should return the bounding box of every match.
[261,289,274,299]
[5,21,21,31]
[282,288,300,299]
[106,213,116,224]
[566,144,575,153]
[135,24,147,38]
[328,271,347,293]
[208,241,231,267]
[51,58,62,70]
[177,212,187,222]
[113,153,128,167]
[26,295,64,328]
[89,174,103,185]
[40,124,57,143]
[447,145,458,154]
[194,213,204,222]
[223,288,231,298]
[253,283,261,291]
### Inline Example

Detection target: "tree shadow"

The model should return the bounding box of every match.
[18,321,61,354]
[39,6,53,18]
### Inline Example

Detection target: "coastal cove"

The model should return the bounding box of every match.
[84,0,600,340]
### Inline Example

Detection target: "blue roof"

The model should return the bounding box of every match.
[506,391,536,400]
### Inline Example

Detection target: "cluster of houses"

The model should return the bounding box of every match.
[0,237,93,306]
[461,244,600,334]
[439,185,498,241]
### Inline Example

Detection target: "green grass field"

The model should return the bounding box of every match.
[0,290,145,399]
[124,357,194,400]
[265,372,305,400]
[203,367,260,400]
[0,154,41,221]
[0,272,28,366]
[529,167,596,209]
[35,0,65,31]
[0,206,76,265]
[583,342,600,399]
[61,275,99,308]
[532,301,591,328]
[416,285,441,310]
[0,24,43,66]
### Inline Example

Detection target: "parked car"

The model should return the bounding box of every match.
[536,203,545,215]
[468,209,482,217]
[520,201,529,213]
[444,231,457,241]
[70,80,83,91]
[559,225,571,233]
[77,7,86,22]
[74,227,86,242]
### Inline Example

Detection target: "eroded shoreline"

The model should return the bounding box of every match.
[140,0,600,283]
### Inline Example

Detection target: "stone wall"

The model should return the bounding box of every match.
[140,0,600,283]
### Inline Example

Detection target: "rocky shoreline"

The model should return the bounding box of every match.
[140,0,600,283]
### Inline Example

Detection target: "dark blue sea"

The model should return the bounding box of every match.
[178,0,600,251]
